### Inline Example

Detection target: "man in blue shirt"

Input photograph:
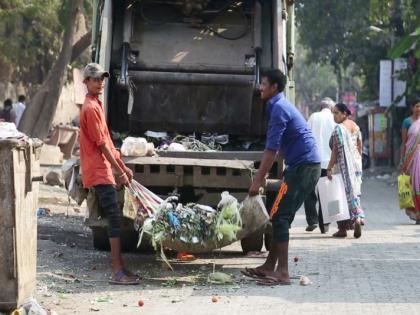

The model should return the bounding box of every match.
[244,69,321,285]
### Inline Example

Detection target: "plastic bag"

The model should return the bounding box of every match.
[121,137,154,156]
[398,174,414,209]
[317,174,350,223]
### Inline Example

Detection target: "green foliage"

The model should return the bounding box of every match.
[296,0,419,101]
[0,0,92,85]
[294,38,338,106]
[0,1,64,83]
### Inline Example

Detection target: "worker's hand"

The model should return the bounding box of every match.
[248,181,261,197]
[327,169,333,180]
[124,166,133,183]
[116,172,130,187]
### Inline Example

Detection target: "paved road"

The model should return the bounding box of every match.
[34,177,420,315]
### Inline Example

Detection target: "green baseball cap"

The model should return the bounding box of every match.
[83,63,110,79]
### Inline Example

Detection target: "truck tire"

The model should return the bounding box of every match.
[241,231,263,254]
[91,227,110,251]
[91,226,140,252]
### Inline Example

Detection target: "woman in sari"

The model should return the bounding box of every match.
[401,117,420,224]
[327,103,364,238]
[400,99,420,162]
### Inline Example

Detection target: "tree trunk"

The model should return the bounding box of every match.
[71,30,92,63]
[19,0,84,139]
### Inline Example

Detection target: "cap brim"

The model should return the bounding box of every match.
[88,71,109,79]
[100,71,110,78]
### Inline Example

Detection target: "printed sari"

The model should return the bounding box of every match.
[332,124,365,222]
[402,119,420,219]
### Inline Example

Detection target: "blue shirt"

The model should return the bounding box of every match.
[265,92,320,169]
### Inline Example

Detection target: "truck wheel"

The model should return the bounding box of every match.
[241,231,263,254]
[120,228,139,252]
[91,227,110,251]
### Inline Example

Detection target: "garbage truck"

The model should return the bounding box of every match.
[87,0,296,253]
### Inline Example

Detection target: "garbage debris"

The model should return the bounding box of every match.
[149,192,241,247]
[299,276,312,286]
[159,135,220,152]
[0,122,26,139]
[36,208,52,217]
[137,300,145,307]
[211,296,219,303]
[167,142,187,152]
[19,297,48,315]
[177,252,196,261]
[121,137,155,157]
[208,272,234,285]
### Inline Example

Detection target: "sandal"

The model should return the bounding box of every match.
[241,269,266,280]
[109,270,140,285]
[256,276,291,286]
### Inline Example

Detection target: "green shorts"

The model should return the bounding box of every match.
[270,163,321,241]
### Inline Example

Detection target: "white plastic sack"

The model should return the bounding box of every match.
[317,174,350,223]
[121,137,154,156]
[167,142,186,151]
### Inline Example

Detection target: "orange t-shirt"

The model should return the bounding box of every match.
[79,94,119,188]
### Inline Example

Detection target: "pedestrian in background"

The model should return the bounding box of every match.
[400,98,420,224]
[304,97,336,233]
[2,99,16,123]
[400,98,420,164]
[327,103,365,238]
[13,94,26,129]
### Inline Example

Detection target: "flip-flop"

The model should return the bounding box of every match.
[240,269,266,280]
[245,267,268,278]
[109,270,140,285]
[256,276,291,286]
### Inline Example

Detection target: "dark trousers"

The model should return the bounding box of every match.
[271,163,321,241]
[95,184,121,238]
[304,169,329,227]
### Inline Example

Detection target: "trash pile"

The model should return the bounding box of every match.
[148,191,242,247]
[124,181,243,251]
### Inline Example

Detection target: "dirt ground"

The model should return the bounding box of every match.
[35,183,272,314]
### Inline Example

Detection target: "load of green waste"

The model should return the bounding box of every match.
[138,191,242,249]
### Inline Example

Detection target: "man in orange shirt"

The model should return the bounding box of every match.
[80,63,139,285]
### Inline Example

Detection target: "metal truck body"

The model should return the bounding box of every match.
[88,0,295,252]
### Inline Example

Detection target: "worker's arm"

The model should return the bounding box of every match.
[116,156,133,182]
[100,144,130,186]
[249,105,287,196]
[248,150,277,196]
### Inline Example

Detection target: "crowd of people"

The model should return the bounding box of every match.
[0,95,26,129]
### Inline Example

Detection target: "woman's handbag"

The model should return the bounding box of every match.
[397,174,415,209]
